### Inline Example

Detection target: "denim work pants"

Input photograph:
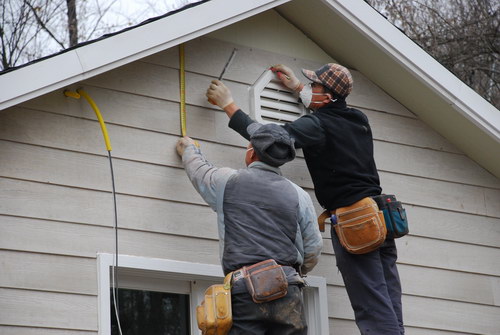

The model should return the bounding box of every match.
[331,226,405,335]
[229,284,307,335]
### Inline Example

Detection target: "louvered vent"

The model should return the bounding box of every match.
[250,70,307,125]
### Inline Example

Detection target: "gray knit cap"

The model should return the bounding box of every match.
[247,123,296,167]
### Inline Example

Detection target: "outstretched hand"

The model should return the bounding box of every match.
[271,64,302,91]
[176,136,197,157]
[206,80,234,109]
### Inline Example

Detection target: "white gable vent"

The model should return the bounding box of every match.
[249,70,307,125]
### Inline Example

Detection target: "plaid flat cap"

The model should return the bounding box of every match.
[302,63,353,98]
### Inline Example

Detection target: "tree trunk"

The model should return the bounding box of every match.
[66,0,78,47]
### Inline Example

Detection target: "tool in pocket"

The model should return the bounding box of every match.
[196,272,233,335]
[371,194,409,238]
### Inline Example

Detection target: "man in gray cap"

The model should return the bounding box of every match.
[207,63,405,334]
[176,125,322,335]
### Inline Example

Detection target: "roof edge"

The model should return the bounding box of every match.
[322,0,500,143]
[0,0,291,111]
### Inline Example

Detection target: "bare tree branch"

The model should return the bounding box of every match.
[85,0,120,39]
[23,0,66,49]
[365,0,499,108]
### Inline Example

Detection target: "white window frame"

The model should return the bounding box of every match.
[98,253,329,335]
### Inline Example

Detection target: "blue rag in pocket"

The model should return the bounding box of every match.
[382,202,409,238]
[372,195,409,239]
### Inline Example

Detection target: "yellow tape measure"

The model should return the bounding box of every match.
[178,44,200,148]
[179,44,187,137]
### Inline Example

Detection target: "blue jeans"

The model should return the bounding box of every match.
[229,284,307,335]
[332,226,405,334]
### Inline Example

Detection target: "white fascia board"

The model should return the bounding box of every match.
[0,51,84,108]
[0,0,290,111]
[322,0,500,143]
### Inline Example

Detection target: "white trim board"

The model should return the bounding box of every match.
[97,253,329,335]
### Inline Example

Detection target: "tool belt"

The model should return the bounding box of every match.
[318,197,387,254]
[233,259,288,304]
[371,194,409,238]
[196,272,233,335]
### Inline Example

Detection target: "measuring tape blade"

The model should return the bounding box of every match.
[179,44,187,137]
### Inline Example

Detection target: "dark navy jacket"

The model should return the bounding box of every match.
[228,99,382,210]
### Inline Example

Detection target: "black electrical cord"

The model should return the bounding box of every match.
[108,150,123,335]
[63,89,122,334]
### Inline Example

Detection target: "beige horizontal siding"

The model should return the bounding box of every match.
[2,230,498,308]
[328,319,475,335]
[0,250,97,295]
[0,326,96,335]
[327,286,500,334]
[142,37,416,118]
[0,288,97,331]
[2,109,499,215]
[0,214,220,263]
[21,83,457,153]
[3,107,497,189]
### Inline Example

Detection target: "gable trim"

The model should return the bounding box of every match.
[320,0,500,143]
[0,0,290,111]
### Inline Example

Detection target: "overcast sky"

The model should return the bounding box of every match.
[2,0,204,68]
[114,0,203,21]
[70,0,206,43]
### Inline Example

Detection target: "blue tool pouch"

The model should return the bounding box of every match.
[372,194,409,238]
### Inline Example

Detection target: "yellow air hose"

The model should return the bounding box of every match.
[64,89,112,151]
[63,43,199,334]
[64,88,122,335]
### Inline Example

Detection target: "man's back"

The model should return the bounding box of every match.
[222,165,300,274]
[304,105,381,210]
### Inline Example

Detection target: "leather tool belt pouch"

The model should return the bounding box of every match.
[243,259,288,304]
[371,194,409,238]
[334,197,387,254]
[196,272,233,335]
[317,210,329,232]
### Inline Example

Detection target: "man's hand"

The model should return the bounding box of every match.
[271,64,302,92]
[176,136,197,157]
[206,80,234,109]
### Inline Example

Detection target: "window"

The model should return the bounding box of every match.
[98,254,329,334]
[110,288,190,335]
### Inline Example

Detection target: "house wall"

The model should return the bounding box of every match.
[1,11,500,335]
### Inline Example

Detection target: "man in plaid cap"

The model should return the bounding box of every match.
[206,63,405,335]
